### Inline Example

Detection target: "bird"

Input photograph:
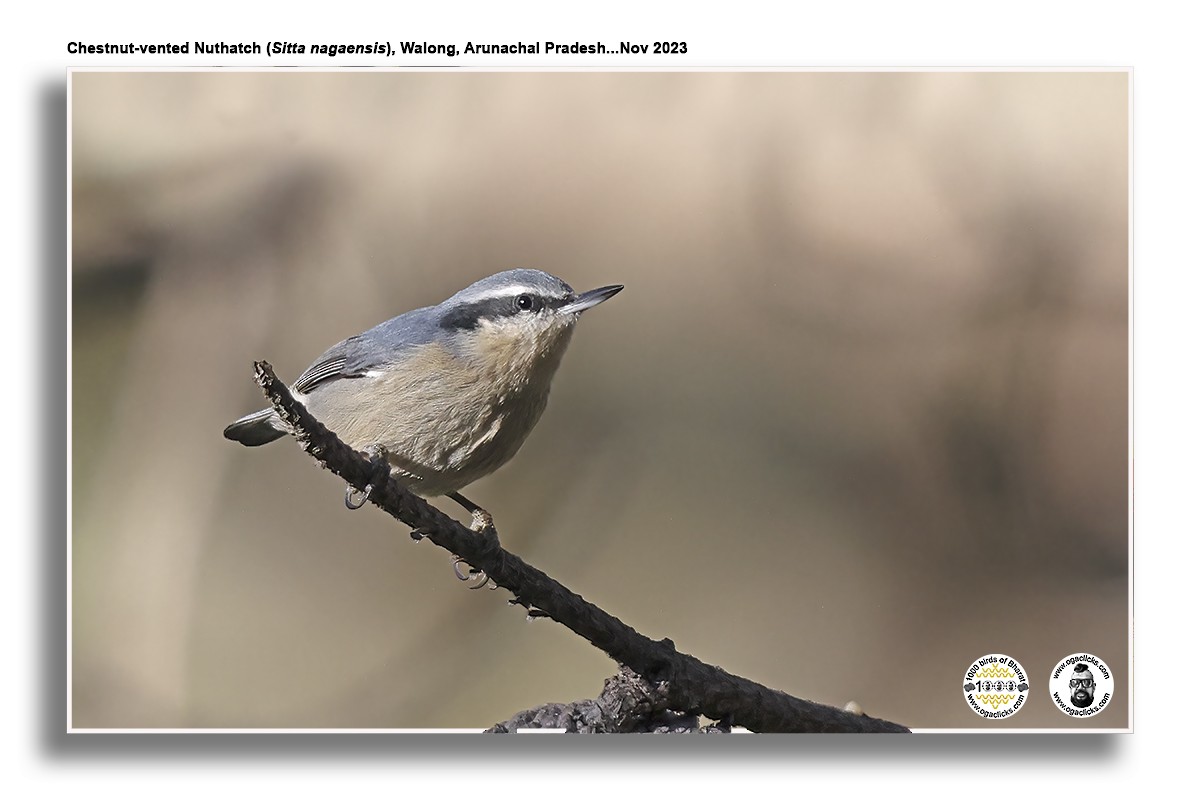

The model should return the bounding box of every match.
[224,269,623,531]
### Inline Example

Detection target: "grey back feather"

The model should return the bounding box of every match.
[293,305,443,394]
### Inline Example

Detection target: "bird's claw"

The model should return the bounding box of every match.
[344,484,371,510]
[451,555,492,589]
[345,445,390,511]
[451,555,472,580]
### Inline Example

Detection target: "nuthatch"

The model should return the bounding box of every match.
[224,269,623,528]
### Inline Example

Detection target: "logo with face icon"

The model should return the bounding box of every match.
[1050,653,1113,718]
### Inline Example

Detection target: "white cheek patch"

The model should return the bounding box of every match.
[479,312,563,344]
[478,315,538,336]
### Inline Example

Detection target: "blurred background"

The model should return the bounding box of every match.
[70,71,1128,730]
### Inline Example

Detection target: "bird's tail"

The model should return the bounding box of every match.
[223,408,287,446]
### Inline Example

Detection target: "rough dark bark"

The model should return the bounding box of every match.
[252,360,910,733]
[487,668,728,733]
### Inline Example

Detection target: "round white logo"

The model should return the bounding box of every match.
[963,654,1029,719]
[1049,653,1113,718]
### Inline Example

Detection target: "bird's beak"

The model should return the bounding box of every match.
[559,284,624,315]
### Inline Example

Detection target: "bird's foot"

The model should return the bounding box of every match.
[344,483,371,510]
[441,493,500,586]
[447,492,500,545]
[451,555,496,590]
[345,444,392,510]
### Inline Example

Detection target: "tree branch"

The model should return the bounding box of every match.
[487,667,728,733]
[252,360,909,733]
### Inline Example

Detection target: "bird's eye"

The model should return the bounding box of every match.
[515,294,535,312]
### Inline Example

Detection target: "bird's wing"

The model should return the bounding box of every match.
[291,306,442,395]
[293,347,358,394]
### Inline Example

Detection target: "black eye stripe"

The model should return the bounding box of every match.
[439,293,570,331]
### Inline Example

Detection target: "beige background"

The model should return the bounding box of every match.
[71,71,1128,729]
